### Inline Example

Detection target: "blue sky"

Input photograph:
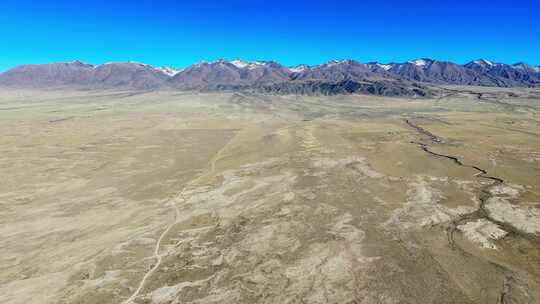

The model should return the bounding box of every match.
[1,0,539,71]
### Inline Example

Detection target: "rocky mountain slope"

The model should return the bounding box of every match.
[0,61,169,89]
[1,58,539,95]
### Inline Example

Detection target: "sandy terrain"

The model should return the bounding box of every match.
[1,87,539,303]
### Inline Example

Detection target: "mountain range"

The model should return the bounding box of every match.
[1,58,539,96]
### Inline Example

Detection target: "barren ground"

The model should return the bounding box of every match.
[1,87,539,303]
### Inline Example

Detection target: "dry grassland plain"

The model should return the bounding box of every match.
[1,87,540,303]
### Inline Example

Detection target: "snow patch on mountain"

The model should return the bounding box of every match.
[377,63,392,71]
[409,59,429,67]
[289,65,309,73]
[230,60,250,68]
[156,67,181,77]
[324,60,351,67]
[229,60,268,70]
[473,59,495,67]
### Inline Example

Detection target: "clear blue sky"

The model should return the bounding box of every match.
[1,0,539,71]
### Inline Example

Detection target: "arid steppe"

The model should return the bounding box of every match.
[1,87,540,303]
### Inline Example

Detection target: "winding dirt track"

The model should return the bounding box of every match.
[121,137,232,304]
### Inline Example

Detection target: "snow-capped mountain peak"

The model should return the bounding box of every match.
[228,59,268,69]
[473,59,495,67]
[409,59,432,67]
[3,57,540,91]
[377,63,392,71]
[230,59,250,68]
[156,67,181,77]
[289,64,309,73]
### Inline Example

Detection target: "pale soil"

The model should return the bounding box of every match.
[0,87,539,303]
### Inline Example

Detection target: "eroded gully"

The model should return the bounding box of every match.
[404,118,516,303]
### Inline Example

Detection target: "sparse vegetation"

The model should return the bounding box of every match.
[1,87,539,303]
